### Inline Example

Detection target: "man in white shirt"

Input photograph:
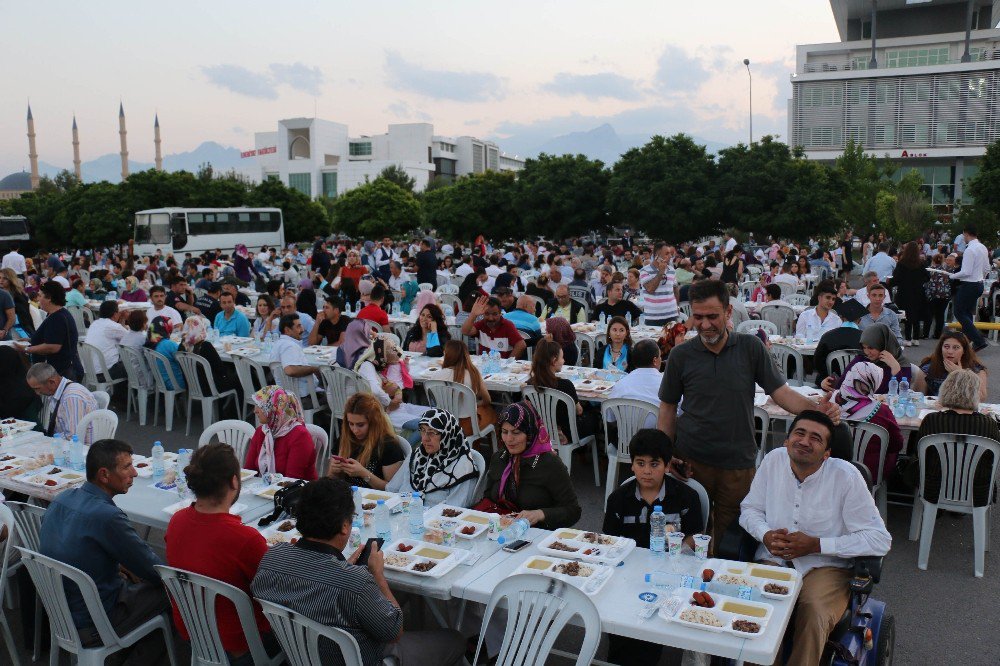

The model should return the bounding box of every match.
[1,246,27,276]
[862,243,896,280]
[604,340,661,428]
[147,286,182,327]
[795,281,841,340]
[852,271,892,307]
[84,301,128,379]
[771,264,801,289]
[387,261,413,294]
[951,223,991,351]
[273,314,321,403]
[723,232,737,254]
[740,411,890,666]
[454,257,475,278]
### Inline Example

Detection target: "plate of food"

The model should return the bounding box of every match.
[220,336,254,345]
[700,560,799,600]
[303,345,333,355]
[11,465,81,489]
[0,454,34,473]
[359,489,401,511]
[424,505,492,539]
[536,529,635,565]
[514,554,615,595]
[382,538,465,578]
[258,519,302,546]
[660,589,773,638]
[228,346,260,357]
[0,418,35,434]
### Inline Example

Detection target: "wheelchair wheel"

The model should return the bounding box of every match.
[876,614,895,665]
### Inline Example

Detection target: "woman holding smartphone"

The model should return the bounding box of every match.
[328,393,405,490]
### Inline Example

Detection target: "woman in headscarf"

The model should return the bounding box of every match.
[232,243,257,284]
[354,336,425,429]
[244,385,316,480]
[822,323,927,394]
[412,287,438,314]
[335,318,378,369]
[478,401,580,529]
[121,276,148,302]
[387,409,479,508]
[398,280,419,315]
[181,315,240,398]
[295,278,318,319]
[146,315,186,390]
[833,361,904,482]
[543,316,578,366]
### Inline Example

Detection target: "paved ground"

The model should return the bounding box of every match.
[5,337,1000,665]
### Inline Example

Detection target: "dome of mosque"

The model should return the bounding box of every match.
[0,172,32,191]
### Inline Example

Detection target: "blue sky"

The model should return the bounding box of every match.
[0,0,840,175]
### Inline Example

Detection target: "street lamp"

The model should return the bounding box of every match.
[743,58,753,144]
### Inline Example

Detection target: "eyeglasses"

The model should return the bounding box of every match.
[418,426,440,436]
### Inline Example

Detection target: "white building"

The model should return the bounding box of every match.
[789,0,1000,211]
[249,119,524,198]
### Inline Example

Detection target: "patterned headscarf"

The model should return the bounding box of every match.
[409,409,477,493]
[235,243,249,259]
[252,385,306,476]
[145,316,173,350]
[124,276,140,293]
[497,401,553,502]
[834,361,883,423]
[181,315,210,351]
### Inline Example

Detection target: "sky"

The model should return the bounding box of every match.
[0,0,841,176]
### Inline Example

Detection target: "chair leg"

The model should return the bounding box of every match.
[590,439,601,487]
[917,500,938,571]
[185,396,193,437]
[604,454,618,505]
[908,493,923,541]
[33,596,42,661]
[202,399,214,433]
[0,610,20,666]
[151,392,160,427]
[558,446,573,476]
[138,390,149,426]
[161,617,179,666]
[164,394,174,432]
[876,483,888,521]
[47,634,58,666]
[125,389,133,422]
[973,507,987,578]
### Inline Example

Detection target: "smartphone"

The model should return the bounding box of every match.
[331,455,348,463]
[501,539,530,553]
[356,537,384,566]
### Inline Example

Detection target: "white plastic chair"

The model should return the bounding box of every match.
[684,477,711,533]
[786,293,811,307]
[76,409,118,443]
[770,343,805,386]
[777,282,799,299]
[470,448,488,503]
[231,354,270,420]
[16,547,178,666]
[851,422,891,519]
[826,349,859,379]
[78,342,127,397]
[176,351,240,436]
[522,386,600,486]
[255,597,364,666]
[436,283,459,295]
[754,406,772,467]
[6,502,46,662]
[144,347,187,431]
[438,293,461,317]
[92,390,110,410]
[0,505,22,666]
[117,344,153,425]
[909,434,1000,578]
[155,565,284,666]
[306,424,330,479]
[271,363,329,426]
[198,420,257,464]
[736,319,778,336]
[319,365,367,443]
[423,379,498,453]
[601,398,658,503]
[471,573,601,666]
[759,304,797,336]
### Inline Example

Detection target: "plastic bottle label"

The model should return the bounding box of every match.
[680,575,696,589]
[738,585,753,600]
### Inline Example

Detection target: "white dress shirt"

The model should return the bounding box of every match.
[84,318,127,367]
[273,334,315,398]
[604,368,661,427]
[149,305,182,327]
[795,308,842,338]
[740,448,891,576]
[1,251,26,275]
[772,273,800,287]
[455,263,474,278]
[951,238,990,284]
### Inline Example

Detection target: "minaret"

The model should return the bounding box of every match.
[154,114,163,171]
[72,115,82,181]
[27,105,40,190]
[118,102,129,181]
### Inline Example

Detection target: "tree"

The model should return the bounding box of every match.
[874,170,934,242]
[968,139,1000,219]
[607,134,717,243]
[330,179,421,239]
[376,164,416,192]
[832,140,896,232]
[248,177,330,241]
[422,171,518,242]
[514,154,610,239]
[782,158,843,240]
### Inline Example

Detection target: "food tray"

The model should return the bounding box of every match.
[11,465,85,489]
[358,489,401,511]
[253,478,302,499]
[702,559,800,600]
[659,589,773,639]
[382,538,465,578]
[0,418,35,434]
[0,455,35,474]
[576,378,614,393]
[227,346,260,357]
[424,504,493,539]
[239,469,259,482]
[481,372,526,384]
[220,336,253,345]
[303,345,334,354]
[537,529,635,565]
[258,519,302,546]
[515,554,615,596]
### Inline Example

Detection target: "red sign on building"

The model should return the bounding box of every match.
[241,146,277,159]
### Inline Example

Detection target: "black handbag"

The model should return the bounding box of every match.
[257,479,307,527]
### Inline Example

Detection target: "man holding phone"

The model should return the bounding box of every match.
[252,478,464,665]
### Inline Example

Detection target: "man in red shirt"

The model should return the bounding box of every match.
[460,295,526,359]
[356,283,390,331]
[165,444,280,665]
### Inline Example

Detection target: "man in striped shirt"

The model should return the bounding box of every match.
[252,478,464,666]
[27,362,98,443]
[639,242,680,326]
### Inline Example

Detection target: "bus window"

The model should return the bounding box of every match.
[148,213,171,245]
[170,213,188,250]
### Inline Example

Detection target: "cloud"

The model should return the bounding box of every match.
[269,62,324,95]
[202,65,277,99]
[654,45,710,92]
[541,72,642,101]
[383,51,504,102]
[386,100,432,122]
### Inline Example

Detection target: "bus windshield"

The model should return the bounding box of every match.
[135,213,172,244]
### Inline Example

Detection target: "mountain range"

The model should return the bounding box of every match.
[37,141,253,183]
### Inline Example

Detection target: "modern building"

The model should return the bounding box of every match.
[250,118,524,198]
[789,0,1000,211]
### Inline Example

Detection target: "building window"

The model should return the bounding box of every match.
[801,84,843,107]
[845,126,867,144]
[900,124,930,144]
[472,144,484,173]
[936,123,958,144]
[322,172,337,197]
[288,173,311,197]
[875,83,895,105]
[900,82,930,103]
[874,125,896,146]
[851,57,869,71]
[937,79,961,102]
[886,47,950,68]
[805,127,841,147]
[349,141,372,156]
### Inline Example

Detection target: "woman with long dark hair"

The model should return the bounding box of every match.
[891,240,929,346]
[402,303,450,356]
[543,317,578,366]
[919,330,987,399]
[441,339,496,438]
[528,339,595,443]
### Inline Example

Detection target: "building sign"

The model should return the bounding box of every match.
[241,146,277,158]
[899,150,928,158]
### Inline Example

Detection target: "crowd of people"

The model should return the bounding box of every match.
[0,221,996,665]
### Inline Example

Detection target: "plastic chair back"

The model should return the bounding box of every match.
[156,565,282,666]
[92,390,111,410]
[522,386,578,444]
[198,420,257,463]
[423,379,476,420]
[736,319,778,336]
[118,344,153,391]
[753,406,771,467]
[470,449,488,502]
[76,409,118,443]
[144,347,186,394]
[6,502,45,551]
[770,343,805,386]
[0,505,20,666]
[684,477,711,533]
[759,304,796,336]
[917,434,1000,507]
[786,294,811,307]
[472,573,600,666]
[436,283,459,295]
[601,398,658,501]
[777,282,798,299]
[826,349,859,378]
[306,424,329,479]
[176,352,216,400]
[256,597,364,666]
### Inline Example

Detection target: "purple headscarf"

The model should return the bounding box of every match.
[497,401,553,502]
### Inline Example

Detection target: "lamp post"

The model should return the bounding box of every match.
[743,58,753,144]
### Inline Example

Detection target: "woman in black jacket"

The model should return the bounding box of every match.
[402,303,450,357]
[891,241,929,345]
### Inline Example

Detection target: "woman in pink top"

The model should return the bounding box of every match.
[244,385,317,480]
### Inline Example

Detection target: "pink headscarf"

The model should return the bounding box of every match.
[497,401,553,502]
[413,289,438,312]
[252,386,305,475]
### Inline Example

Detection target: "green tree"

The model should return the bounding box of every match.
[376,164,417,192]
[249,177,330,241]
[330,179,421,239]
[422,171,518,242]
[956,204,1000,246]
[514,153,610,239]
[874,170,934,241]
[968,139,1000,219]
[832,140,896,232]
[607,134,717,243]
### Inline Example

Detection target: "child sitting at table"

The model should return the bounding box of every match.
[602,429,703,666]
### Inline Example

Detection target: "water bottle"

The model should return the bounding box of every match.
[899,376,910,403]
[151,440,165,480]
[806,322,816,343]
[650,505,667,558]
[349,526,362,550]
[351,486,363,529]
[177,448,192,480]
[626,313,632,326]
[61,436,72,470]
[52,433,65,466]
[497,518,530,546]
[374,499,392,542]
[408,492,424,536]
[887,376,899,409]
[70,435,84,472]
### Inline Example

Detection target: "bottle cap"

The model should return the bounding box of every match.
[351,485,359,491]
[644,573,651,583]
[376,499,385,505]
[653,505,663,512]
[497,536,507,545]
[412,492,421,498]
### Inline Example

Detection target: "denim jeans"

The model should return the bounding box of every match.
[954,281,986,347]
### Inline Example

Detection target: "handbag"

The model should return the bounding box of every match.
[471,496,520,515]
[257,479,307,527]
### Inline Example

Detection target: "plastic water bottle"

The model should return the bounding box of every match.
[374,499,392,542]
[650,505,667,558]
[177,448,192,480]
[806,322,816,343]
[887,376,899,409]
[52,433,65,466]
[70,435,84,472]
[61,436,72,470]
[151,441,165,480]
[899,376,910,403]
[497,518,530,546]
[408,492,424,536]
[351,486,363,529]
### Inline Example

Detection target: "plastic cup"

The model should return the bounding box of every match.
[667,532,684,557]
[440,519,458,547]
[693,534,711,560]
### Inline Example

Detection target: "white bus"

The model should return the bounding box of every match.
[133,207,285,256]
